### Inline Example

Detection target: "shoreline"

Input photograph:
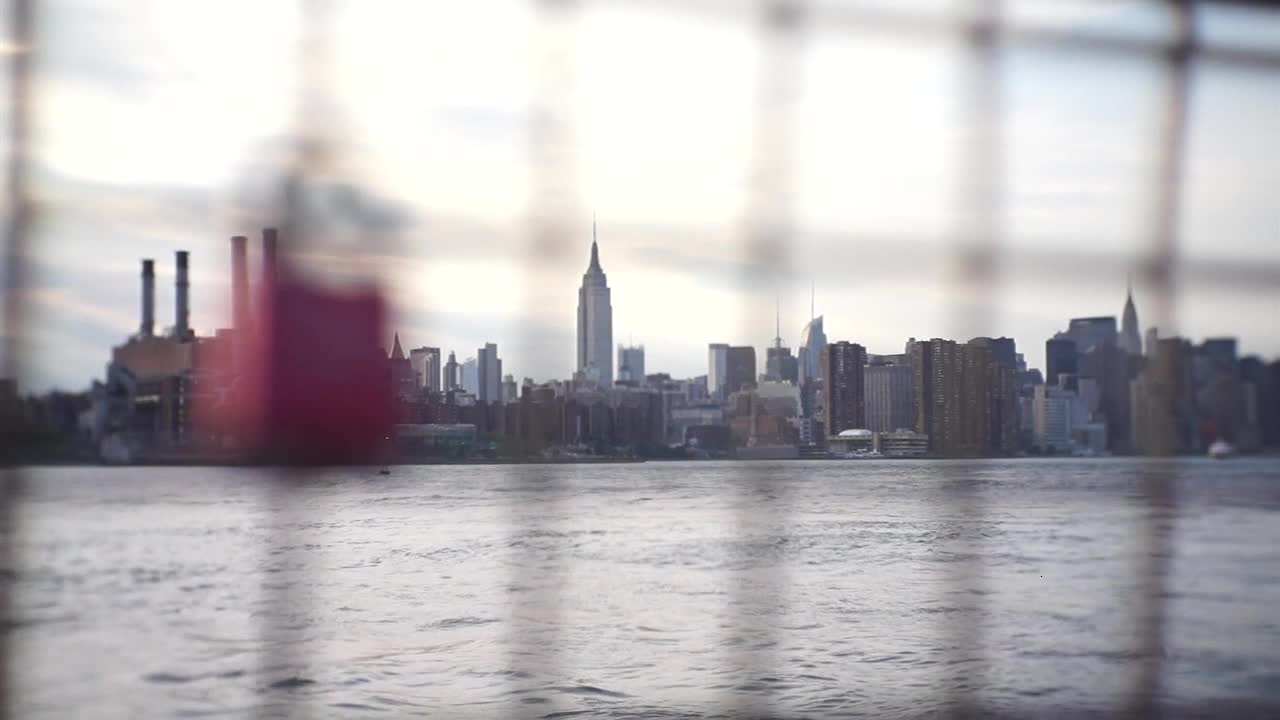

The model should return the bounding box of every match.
[8,452,1278,469]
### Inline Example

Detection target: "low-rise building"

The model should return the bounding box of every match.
[829,428,874,455]
[875,430,929,458]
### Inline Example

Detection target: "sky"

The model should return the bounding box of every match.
[4,0,1280,392]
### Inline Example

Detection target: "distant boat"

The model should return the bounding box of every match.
[377,467,391,475]
[1208,440,1235,460]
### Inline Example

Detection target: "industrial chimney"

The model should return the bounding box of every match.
[231,235,249,332]
[175,250,191,340]
[140,259,155,338]
[262,227,278,286]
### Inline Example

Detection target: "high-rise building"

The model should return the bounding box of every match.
[766,347,799,384]
[1145,327,1160,358]
[823,342,867,436]
[577,219,613,387]
[617,344,645,384]
[865,362,914,433]
[1078,342,1138,454]
[424,347,442,393]
[988,361,1021,455]
[798,315,827,386]
[725,346,757,396]
[461,357,478,396]
[868,352,911,367]
[708,344,729,400]
[765,296,799,384]
[1198,338,1239,375]
[1130,337,1197,455]
[387,333,418,398]
[911,339,991,456]
[1045,338,1078,387]
[502,374,519,404]
[478,343,502,405]
[969,336,1020,454]
[798,287,827,420]
[1033,384,1076,452]
[968,336,1017,370]
[409,347,441,391]
[1120,282,1142,355]
[1062,316,1118,355]
[444,351,460,392]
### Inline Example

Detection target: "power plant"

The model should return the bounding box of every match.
[91,230,279,462]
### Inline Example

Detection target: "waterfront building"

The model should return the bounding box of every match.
[865,361,914,433]
[910,338,992,457]
[1032,384,1076,453]
[875,430,930,458]
[823,341,867,437]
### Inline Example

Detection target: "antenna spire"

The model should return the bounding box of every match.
[774,290,782,348]
[810,280,815,321]
[588,213,601,270]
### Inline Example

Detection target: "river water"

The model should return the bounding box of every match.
[5,458,1280,718]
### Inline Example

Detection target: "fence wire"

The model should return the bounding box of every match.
[3,0,1280,718]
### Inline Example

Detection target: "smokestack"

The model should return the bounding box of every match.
[175,250,190,340]
[262,227,278,286]
[231,235,249,332]
[140,259,155,338]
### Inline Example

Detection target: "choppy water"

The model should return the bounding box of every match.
[5,458,1280,718]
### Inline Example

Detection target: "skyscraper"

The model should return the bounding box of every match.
[1033,384,1076,451]
[444,351,460,392]
[798,285,827,420]
[968,336,1017,371]
[388,333,417,399]
[1120,281,1142,355]
[617,344,645,384]
[576,218,613,387]
[865,360,914,433]
[969,336,1021,454]
[409,346,441,391]
[708,343,729,399]
[823,341,867,436]
[765,295,799,383]
[478,343,502,404]
[461,357,478,395]
[1061,317,1118,355]
[424,347,442,393]
[1130,337,1197,455]
[799,319,826,385]
[911,339,991,457]
[1045,338,1079,387]
[725,346,757,396]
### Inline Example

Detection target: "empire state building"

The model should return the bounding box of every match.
[577,219,613,386]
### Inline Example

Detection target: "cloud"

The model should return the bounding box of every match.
[8,0,1279,392]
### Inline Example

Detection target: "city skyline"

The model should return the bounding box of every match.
[7,3,1280,392]
[7,221,1280,394]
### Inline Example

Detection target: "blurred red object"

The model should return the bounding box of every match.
[258,279,395,463]
[196,262,395,465]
